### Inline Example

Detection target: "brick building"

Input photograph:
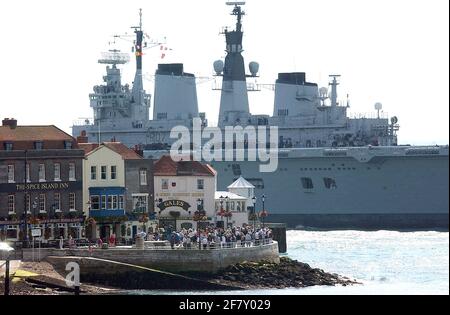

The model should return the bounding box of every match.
[0,119,84,242]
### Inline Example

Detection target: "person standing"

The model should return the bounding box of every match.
[59,236,64,250]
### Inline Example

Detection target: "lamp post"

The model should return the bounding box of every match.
[261,194,266,228]
[225,196,230,229]
[219,196,224,228]
[251,196,257,228]
[195,198,205,250]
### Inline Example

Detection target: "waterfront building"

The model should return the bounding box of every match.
[215,177,256,228]
[79,140,152,241]
[0,119,84,242]
[153,156,216,231]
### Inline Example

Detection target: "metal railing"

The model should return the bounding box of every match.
[145,238,274,251]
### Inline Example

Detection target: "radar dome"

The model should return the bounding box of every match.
[319,87,328,97]
[391,116,398,124]
[249,62,259,76]
[213,60,224,75]
[375,103,383,111]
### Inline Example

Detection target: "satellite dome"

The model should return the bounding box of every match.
[213,60,224,75]
[319,87,328,97]
[249,62,259,76]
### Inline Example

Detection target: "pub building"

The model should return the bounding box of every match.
[78,138,153,242]
[153,156,217,231]
[0,119,84,242]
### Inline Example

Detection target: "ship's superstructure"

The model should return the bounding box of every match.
[73,10,205,150]
[72,4,448,229]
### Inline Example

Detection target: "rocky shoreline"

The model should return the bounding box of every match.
[1,258,358,294]
[203,257,359,289]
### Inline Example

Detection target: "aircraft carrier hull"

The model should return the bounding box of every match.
[209,147,449,230]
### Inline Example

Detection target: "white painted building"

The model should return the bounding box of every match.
[215,192,248,228]
[153,156,217,231]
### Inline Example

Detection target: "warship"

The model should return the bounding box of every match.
[72,3,449,229]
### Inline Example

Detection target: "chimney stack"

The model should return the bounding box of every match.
[2,118,18,129]
[77,130,88,144]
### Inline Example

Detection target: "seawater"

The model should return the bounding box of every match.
[130,230,449,295]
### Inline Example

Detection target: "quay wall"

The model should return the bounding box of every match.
[22,242,280,274]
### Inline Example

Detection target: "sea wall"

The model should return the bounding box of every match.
[23,242,280,274]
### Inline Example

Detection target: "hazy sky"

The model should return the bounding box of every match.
[0,0,448,145]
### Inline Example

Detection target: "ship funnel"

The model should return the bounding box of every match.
[153,64,199,121]
[214,60,225,75]
[249,62,259,77]
[273,73,319,117]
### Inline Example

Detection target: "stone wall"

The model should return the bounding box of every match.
[23,242,280,274]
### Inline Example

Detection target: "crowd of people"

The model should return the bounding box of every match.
[144,225,273,250]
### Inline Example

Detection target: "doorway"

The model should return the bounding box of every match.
[100,225,111,240]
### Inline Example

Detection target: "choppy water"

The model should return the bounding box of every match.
[130,230,449,295]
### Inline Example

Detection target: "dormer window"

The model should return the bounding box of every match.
[64,141,73,149]
[34,141,43,150]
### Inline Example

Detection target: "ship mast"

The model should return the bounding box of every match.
[131,8,144,72]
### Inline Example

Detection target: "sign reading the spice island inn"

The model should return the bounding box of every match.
[157,200,191,211]
[0,181,82,193]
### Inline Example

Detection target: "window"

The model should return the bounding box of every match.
[54,163,61,181]
[25,194,31,213]
[69,163,76,181]
[34,141,43,150]
[8,195,15,213]
[157,113,168,120]
[64,141,73,149]
[101,195,107,210]
[4,142,13,151]
[301,178,314,190]
[133,195,148,213]
[140,169,147,186]
[112,195,118,210]
[118,195,124,209]
[53,193,60,212]
[162,179,169,190]
[39,164,46,182]
[324,178,337,189]
[39,194,46,212]
[69,193,76,211]
[111,166,117,180]
[91,166,97,180]
[101,166,107,180]
[7,165,14,183]
[90,196,100,210]
[278,109,289,117]
[197,179,205,190]
[232,164,242,176]
[107,195,113,209]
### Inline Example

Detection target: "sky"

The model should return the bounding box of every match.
[0,0,448,145]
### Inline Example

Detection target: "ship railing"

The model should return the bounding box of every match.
[348,112,389,120]
[141,238,274,251]
[72,118,94,127]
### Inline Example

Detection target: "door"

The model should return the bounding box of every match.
[100,225,111,240]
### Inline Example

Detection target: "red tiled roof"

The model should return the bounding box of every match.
[154,155,216,177]
[78,143,99,155]
[0,125,75,142]
[81,142,142,160]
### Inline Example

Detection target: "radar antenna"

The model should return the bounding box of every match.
[226,2,246,32]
